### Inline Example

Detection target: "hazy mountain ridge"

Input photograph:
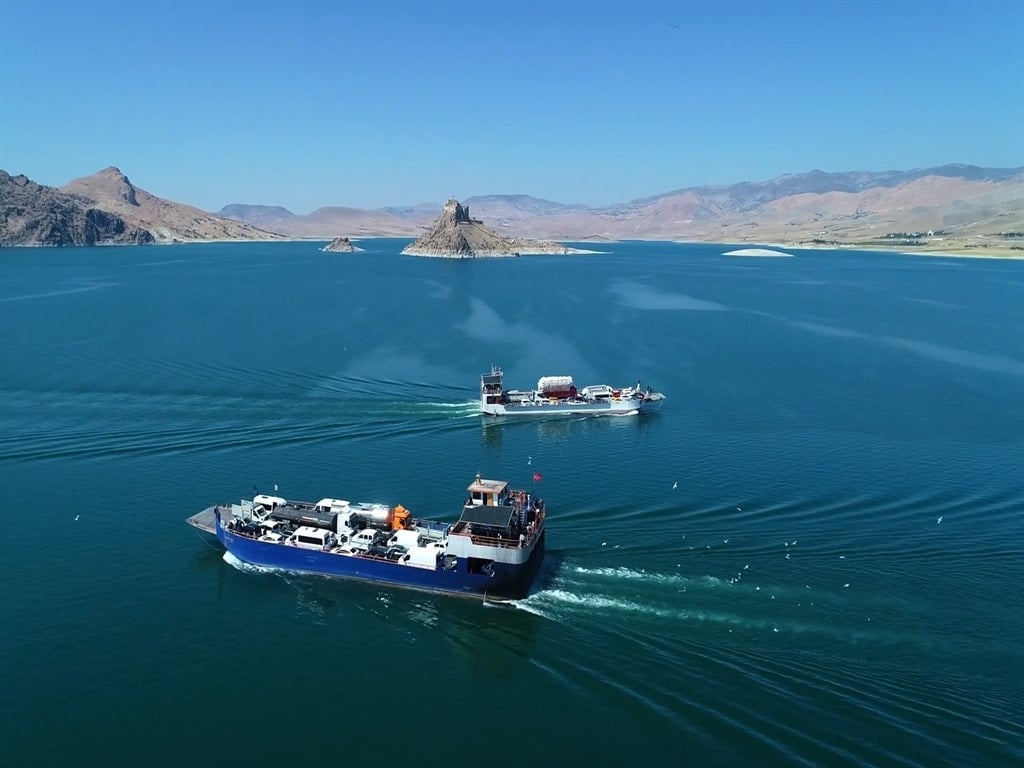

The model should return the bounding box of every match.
[4,164,1019,250]
[218,165,1023,249]
[630,164,1022,209]
[217,203,414,238]
[219,203,297,228]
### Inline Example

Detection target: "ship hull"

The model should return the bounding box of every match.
[481,398,660,417]
[215,512,545,600]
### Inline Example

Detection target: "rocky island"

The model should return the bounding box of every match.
[401,199,590,258]
[321,236,363,252]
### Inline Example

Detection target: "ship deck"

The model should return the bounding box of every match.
[186,505,224,535]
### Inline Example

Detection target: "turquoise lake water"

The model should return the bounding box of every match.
[1,240,1022,766]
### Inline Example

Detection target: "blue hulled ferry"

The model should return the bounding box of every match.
[187,474,546,600]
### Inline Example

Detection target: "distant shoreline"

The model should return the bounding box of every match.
[3,237,1022,259]
[722,240,1024,260]
[665,237,1023,259]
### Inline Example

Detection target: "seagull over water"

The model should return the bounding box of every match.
[937,515,943,524]
[672,481,678,489]
[74,514,80,522]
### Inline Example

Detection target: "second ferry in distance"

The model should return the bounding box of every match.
[480,365,665,417]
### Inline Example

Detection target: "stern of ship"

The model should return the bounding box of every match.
[480,365,505,416]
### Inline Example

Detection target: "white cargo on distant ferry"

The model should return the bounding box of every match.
[480,365,665,417]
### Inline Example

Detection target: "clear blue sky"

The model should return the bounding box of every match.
[2,0,1022,213]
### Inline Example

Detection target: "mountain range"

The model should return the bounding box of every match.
[2,164,1021,251]
[218,164,1023,250]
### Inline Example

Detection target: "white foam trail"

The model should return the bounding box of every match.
[538,589,653,612]
[526,588,842,637]
[417,400,482,418]
[531,589,757,626]
[0,280,118,303]
[508,595,559,620]
[223,551,283,574]
[526,585,923,645]
[572,565,728,588]
[428,400,480,409]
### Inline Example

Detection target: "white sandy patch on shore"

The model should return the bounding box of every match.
[723,248,794,258]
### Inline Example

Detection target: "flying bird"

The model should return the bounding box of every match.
[672,481,678,489]
[74,514,80,522]
[937,516,943,524]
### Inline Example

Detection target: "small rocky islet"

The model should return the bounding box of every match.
[400,199,589,258]
[321,236,363,252]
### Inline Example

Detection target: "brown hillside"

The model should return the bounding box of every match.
[62,167,283,243]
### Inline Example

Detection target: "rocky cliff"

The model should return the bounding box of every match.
[401,199,582,258]
[0,171,154,246]
[62,167,283,243]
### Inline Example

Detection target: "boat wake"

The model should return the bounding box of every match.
[223,551,279,574]
[513,561,942,649]
[419,399,481,417]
